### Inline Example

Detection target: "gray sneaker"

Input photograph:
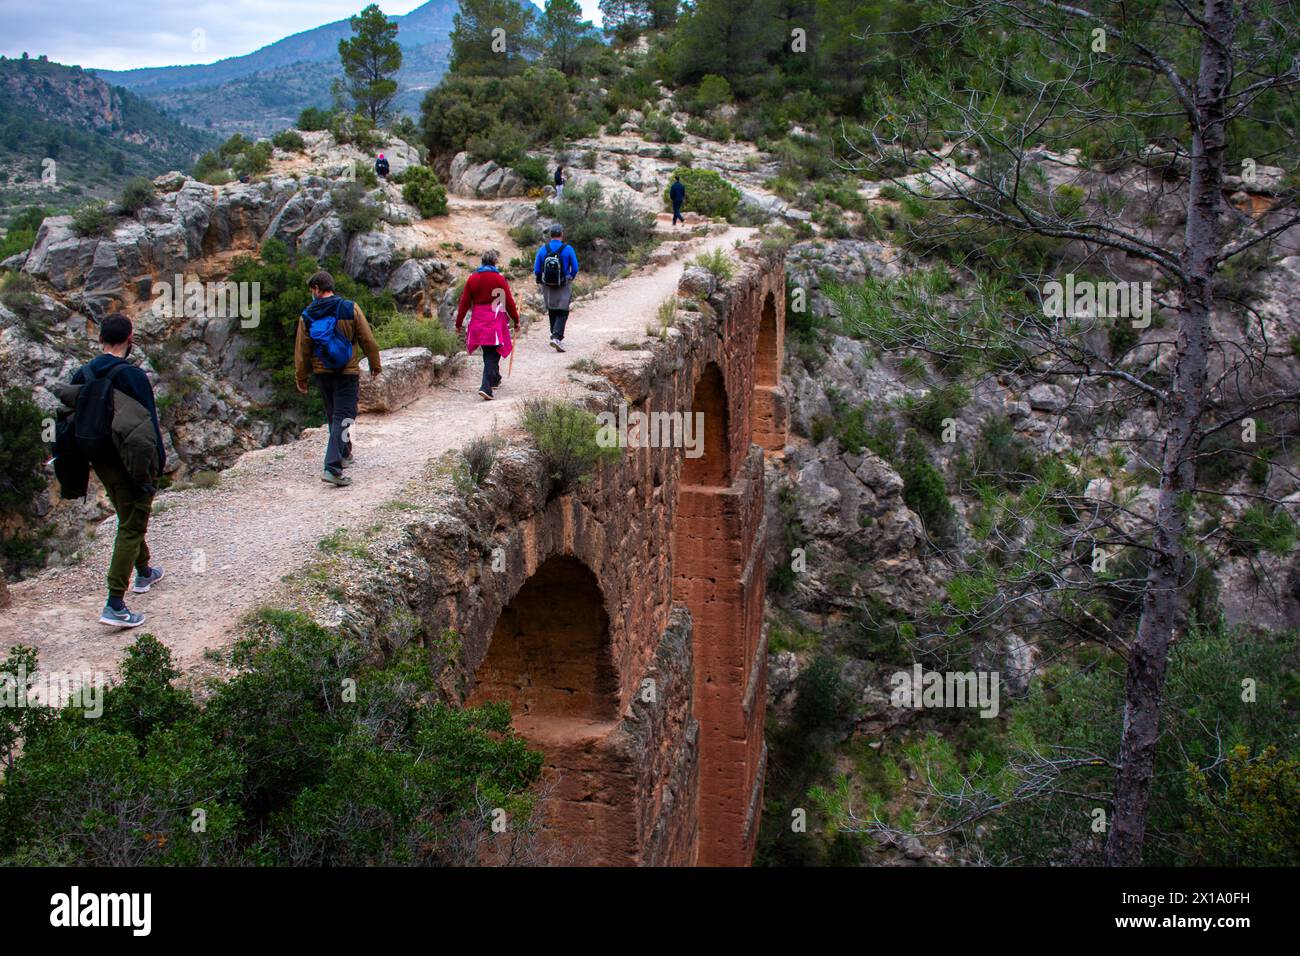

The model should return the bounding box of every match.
[99,603,146,628]
[132,566,165,593]
[321,470,352,487]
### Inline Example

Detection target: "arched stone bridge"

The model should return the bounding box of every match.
[428,245,787,865]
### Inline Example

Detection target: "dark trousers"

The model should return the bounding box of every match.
[479,345,502,395]
[92,456,153,599]
[548,309,569,341]
[672,202,684,225]
[316,372,359,475]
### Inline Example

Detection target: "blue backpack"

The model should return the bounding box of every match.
[303,299,355,372]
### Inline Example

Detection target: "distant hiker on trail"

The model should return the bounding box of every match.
[294,270,382,487]
[534,223,579,353]
[375,153,390,178]
[51,313,166,629]
[553,164,565,200]
[670,174,686,226]
[457,249,520,401]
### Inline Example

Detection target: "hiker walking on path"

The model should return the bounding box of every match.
[534,224,579,353]
[53,313,166,628]
[670,174,687,226]
[457,249,520,401]
[375,153,390,179]
[295,270,382,487]
[553,164,565,200]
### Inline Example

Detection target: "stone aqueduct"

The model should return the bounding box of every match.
[407,243,788,866]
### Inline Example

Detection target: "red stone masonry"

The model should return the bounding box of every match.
[341,243,787,865]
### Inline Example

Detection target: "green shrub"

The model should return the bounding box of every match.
[466,122,528,167]
[400,166,448,218]
[0,388,48,515]
[529,181,655,270]
[899,429,954,543]
[272,129,306,152]
[69,201,112,237]
[521,398,621,490]
[965,415,1040,489]
[455,433,501,494]
[0,621,544,865]
[1186,745,1300,865]
[230,238,397,417]
[297,107,334,132]
[117,176,156,215]
[689,247,734,282]
[0,272,50,340]
[512,155,549,187]
[330,183,382,235]
[903,383,969,439]
[693,74,733,112]
[0,207,45,260]
[372,314,458,355]
[662,167,741,220]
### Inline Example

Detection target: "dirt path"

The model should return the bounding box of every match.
[2,226,754,690]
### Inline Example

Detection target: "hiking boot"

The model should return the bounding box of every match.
[478,388,494,401]
[550,337,565,353]
[131,566,165,594]
[100,603,146,628]
[321,470,353,487]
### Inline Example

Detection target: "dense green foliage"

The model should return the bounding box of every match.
[193,134,273,184]
[662,166,740,219]
[400,165,448,217]
[228,239,405,419]
[117,176,156,214]
[0,619,544,865]
[0,206,45,259]
[0,388,49,575]
[521,398,622,491]
[512,180,655,273]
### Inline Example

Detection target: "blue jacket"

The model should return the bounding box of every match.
[670,180,686,205]
[533,240,579,282]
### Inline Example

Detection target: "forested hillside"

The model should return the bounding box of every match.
[0,55,214,219]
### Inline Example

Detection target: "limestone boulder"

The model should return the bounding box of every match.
[358,347,435,413]
[344,231,398,287]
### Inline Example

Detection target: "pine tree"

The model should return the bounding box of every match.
[337,3,401,124]
[451,0,540,77]
[542,0,597,75]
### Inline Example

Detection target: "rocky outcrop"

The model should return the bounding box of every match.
[357,347,460,413]
[447,152,528,199]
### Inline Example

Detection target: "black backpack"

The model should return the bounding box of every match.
[73,360,130,461]
[540,242,569,287]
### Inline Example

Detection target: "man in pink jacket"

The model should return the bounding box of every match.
[456,249,520,400]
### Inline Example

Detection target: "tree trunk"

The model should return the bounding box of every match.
[1105,0,1232,866]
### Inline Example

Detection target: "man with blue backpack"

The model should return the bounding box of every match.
[534,223,579,352]
[295,270,382,487]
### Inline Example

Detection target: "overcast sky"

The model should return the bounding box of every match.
[0,1,601,71]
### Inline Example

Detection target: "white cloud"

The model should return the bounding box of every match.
[0,0,484,71]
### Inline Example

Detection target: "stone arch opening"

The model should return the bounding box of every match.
[470,555,618,724]
[755,292,779,388]
[681,361,730,488]
[469,554,634,864]
[751,291,786,452]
